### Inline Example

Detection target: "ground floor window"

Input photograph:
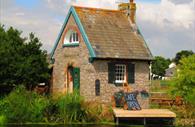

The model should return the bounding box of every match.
[108,62,135,85]
[115,64,126,83]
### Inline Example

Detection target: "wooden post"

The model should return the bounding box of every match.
[116,117,119,125]
[143,117,146,126]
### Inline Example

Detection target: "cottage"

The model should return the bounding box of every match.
[165,62,176,78]
[50,0,153,108]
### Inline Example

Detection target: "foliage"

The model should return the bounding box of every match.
[83,101,114,122]
[0,86,50,123]
[174,50,194,65]
[0,87,114,124]
[114,91,124,107]
[54,92,114,123]
[55,91,88,123]
[152,56,171,76]
[170,55,195,105]
[0,115,7,125]
[0,25,50,89]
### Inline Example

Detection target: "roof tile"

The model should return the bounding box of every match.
[74,6,153,60]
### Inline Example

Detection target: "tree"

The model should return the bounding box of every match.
[0,25,50,89]
[174,50,194,64]
[152,56,171,76]
[170,55,195,105]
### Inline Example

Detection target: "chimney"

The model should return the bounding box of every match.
[118,0,136,24]
[129,0,136,24]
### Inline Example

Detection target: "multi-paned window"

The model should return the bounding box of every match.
[108,62,135,85]
[69,32,79,43]
[115,64,126,83]
[64,30,79,44]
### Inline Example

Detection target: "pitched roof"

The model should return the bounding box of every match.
[74,6,153,60]
[51,6,153,61]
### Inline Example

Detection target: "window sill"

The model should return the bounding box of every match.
[115,81,125,84]
[114,83,123,87]
[63,43,79,47]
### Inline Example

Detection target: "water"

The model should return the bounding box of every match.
[3,124,191,127]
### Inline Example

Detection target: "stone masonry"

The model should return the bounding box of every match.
[52,14,150,108]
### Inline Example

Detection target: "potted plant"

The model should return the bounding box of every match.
[140,89,149,99]
[114,90,125,107]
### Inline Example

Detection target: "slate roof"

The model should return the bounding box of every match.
[74,6,153,60]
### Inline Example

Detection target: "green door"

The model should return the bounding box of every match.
[72,67,80,90]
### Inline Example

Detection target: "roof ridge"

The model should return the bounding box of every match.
[73,5,121,12]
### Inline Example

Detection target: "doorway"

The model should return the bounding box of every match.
[67,66,80,93]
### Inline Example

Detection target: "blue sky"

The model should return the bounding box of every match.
[14,0,161,9]
[136,0,160,4]
[15,0,39,8]
[1,0,194,58]
[116,0,160,4]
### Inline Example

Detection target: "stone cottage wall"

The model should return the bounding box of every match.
[52,14,91,94]
[81,60,150,109]
[52,14,150,108]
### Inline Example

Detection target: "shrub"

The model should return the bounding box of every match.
[55,91,88,123]
[82,101,103,122]
[0,115,7,125]
[170,55,195,105]
[83,101,114,123]
[98,104,114,122]
[0,86,114,124]
[0,86,50,123]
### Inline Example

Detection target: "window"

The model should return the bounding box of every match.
[115,64,126,83]
[64,30,79,46]
[95,79,100,96]
[108,62,135,85]
[69,32,79,43]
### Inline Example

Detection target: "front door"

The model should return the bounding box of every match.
[72,67,80,90]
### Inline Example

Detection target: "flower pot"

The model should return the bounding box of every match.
[114,91,124,107]
[141,93,149,99]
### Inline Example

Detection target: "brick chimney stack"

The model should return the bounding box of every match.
[129,0,136,24]
[118,0,136,24]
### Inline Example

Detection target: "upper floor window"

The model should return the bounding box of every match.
[69,32,79,43]
[64,30,79,44]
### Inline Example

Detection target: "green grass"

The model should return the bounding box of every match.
[150,80,170,93]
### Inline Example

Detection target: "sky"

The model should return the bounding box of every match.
[0,0,195,58]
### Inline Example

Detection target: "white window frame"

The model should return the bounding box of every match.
[115,64,126,83]
[64,30,79,44]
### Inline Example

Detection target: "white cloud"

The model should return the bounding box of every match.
[15,12,25,16]
[1,0,194,58]
[136,0,195,58]
[137,0,195,29]
[43,0,117,10]
[0,2,62,52]
[72,0,117,9]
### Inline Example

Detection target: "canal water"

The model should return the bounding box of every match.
[3,124,193,127]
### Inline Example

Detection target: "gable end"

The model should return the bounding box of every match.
[50,6,96,61]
